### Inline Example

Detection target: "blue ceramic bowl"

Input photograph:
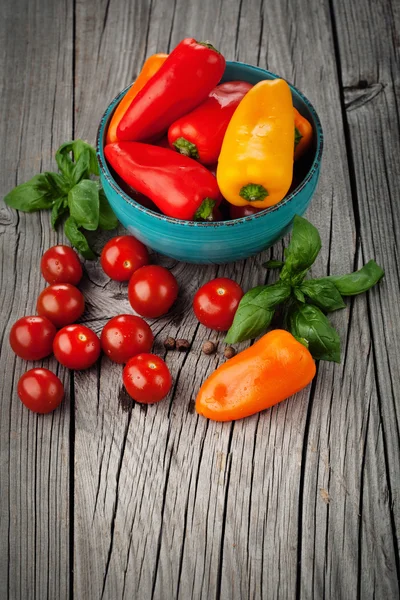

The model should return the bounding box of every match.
[97,61,323,264]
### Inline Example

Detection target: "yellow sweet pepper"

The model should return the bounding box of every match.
[217,78,294,208]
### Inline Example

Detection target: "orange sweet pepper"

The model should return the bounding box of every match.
[217,79,294,208]
[106,53,168,144]
[196,330,316,421]
[294,108,313,160]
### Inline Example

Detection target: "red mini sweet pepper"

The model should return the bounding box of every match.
[117,38,226,142]
[168,81,253,165]
[105,142,223,221]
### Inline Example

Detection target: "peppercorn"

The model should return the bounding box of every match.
[202,341,217,355]
[176,339,190,352]
[164,337,176,350]
[224,346,236,359]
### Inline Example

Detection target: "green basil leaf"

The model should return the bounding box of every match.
[56,140,99,183]
[225,280,291,344]
[300,279,346,312]
[56,141,75,181]
[323,260,384,296]
[51,196,68,229]
[64,217,96,259]
[289,304,341,362]
[71,147,91,183]
[72,140,99,176]
[280,215,322,285]
[4,173,56,212]
[45,172,70,196]
[293,287,305,303]
[98,189,118,230]
[263,259,284,269]
[68,179,99,231]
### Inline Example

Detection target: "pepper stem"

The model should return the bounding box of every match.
[194,198,216,221]
[294,126,303,149]
[173,137,199,159]
[197,40,220,54]
[239,183,269,202]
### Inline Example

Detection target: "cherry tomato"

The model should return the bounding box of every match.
[9,316,56,360]
[128,265,179,318]
[101,315,154,364]
[101,235,149,281]
[193,277,244,331]
[123,353,172,404]
[53,324,101,370]
[229,204,263,219]
[18,368,64,414]
[36,284,85,328]
[40,245,83,285]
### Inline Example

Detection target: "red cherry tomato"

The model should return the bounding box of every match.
[123,353,172,404]
[101,315,154,364]
[18,368,64,414]
[193,277,244,331]
[40,245,83,285]
[101,235,149,281]
[229,204,263,219]
[128,265,179,318]
[9,316,56,360]
[53,324,101,370]
[36,284,85,328]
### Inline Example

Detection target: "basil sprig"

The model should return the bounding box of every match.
[226,215,385,362]
[4,140,118,258]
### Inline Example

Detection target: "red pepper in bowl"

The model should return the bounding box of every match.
[168,81,252,165]
[105,142,222,221]
[117,38,226,142]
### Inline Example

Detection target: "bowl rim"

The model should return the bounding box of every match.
[96,60,324,228]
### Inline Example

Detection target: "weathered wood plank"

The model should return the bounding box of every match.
[330,0,400,595]
[0,0,73,598]
[71,1,371,599]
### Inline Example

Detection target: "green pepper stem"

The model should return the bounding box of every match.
[239,183,268,201]
[194,198,216,221]
[294,126,303,149]
[173,137,199,159]
[197,40,220,54]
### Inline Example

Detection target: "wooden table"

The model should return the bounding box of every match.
[1,0,399,598]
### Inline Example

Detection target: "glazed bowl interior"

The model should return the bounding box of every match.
[97,61,323,264]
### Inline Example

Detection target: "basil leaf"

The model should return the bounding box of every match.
[56,140,99,183]
[72,140,99,176]
[323,260,384,296]
[225,280,291,344]
[68,179,99,231]
[263,259,284,269]
[51,196,68,229]
[56,142,75,181]
[45,172,70,196]
[280,215,322,285]
[71,147,91,183]
[4,173,56,212]
[64,217,95,259]
[98,189,118,230]
[289,304,341,362]
[293,287,305,303]
[300,279,346,312]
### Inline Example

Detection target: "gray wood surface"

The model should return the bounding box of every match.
[0,0,399,598]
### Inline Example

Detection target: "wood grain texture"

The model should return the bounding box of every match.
[0,0,73,598]
[1,0,399,598]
